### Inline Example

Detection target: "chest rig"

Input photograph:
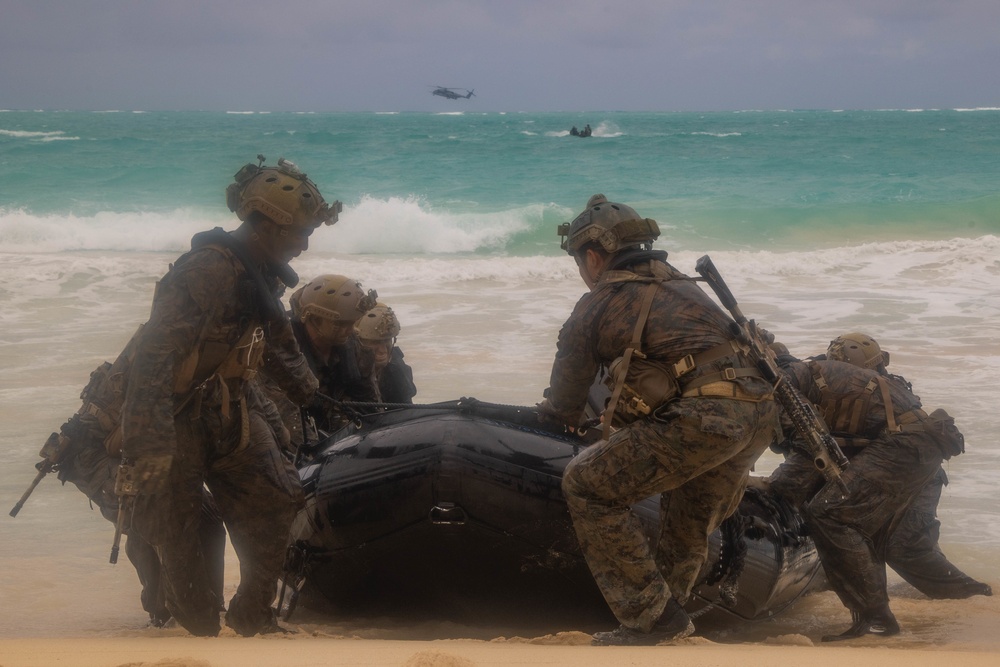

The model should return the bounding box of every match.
[166,244,267,427]
[600,262,762,438]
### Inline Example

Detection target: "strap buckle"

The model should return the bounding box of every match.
[673,354,696,378]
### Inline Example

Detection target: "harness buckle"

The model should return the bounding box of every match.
[673,354,696,378]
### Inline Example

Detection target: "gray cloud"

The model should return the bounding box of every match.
[1,0,997,111]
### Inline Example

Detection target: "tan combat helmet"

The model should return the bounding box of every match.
[290,275,377,325]
[557,194,660,256]
[826,332,890,370]
[226,155,342,229]
[355,303,401,343]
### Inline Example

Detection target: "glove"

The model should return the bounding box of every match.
[131,454,174,494]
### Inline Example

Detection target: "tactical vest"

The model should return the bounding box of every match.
[806,360,926,443]
[599,262,763,437]
[167,244,267,405]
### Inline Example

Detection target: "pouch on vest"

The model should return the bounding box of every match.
[604,355,679,426]
[922,408,964,458]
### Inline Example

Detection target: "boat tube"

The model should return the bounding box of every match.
[282,399,820,626]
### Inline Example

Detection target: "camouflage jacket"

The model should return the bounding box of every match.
[376,347,417,405]
[541,255,759,427]
[121,232,317,460]
[259,321,379,442]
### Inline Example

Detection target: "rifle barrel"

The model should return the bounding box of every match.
[9,464,50,518]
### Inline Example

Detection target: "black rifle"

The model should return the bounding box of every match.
[9,425,78,518]
[109,461,139,564]
[695,255,849,491]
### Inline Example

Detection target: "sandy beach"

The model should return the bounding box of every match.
[3,585,999,667]
[2,634,999,667]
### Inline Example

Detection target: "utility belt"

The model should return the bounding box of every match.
[175,373,252,451]
[178,371,255,419]
[679,367,767,400]
[606,339,766,428]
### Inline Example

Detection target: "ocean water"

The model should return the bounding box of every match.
[1,109,998,644]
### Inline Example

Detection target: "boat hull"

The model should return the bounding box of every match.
[287,402,819,624]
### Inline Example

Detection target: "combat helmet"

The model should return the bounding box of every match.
[226,155,342,229]
[355,303,401,342]
[290,275,377,325]
[557,194,660,256]
[826,332,890,370]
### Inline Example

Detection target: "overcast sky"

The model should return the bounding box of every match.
[2,0,998,112]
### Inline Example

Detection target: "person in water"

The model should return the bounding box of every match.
[538,194,779,645]
[768,333,970,640]
[120,156,338,637]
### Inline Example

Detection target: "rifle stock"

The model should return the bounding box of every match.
[694,255,849,489]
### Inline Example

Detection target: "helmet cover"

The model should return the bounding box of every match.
[291,274,377,324]
[557,194,660,255]
[226,156,342,229]
[826,332,890,370]
[355,303,401,341]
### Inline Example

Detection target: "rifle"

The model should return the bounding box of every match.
[8,428,76,518]
[694,255,849,491]
[109,460,139,564]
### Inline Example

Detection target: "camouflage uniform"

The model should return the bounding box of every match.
[772,440,988,598]
[886,467,990,598]
[543,254,779,633]
[48,333,225,626]
[366,345,417,405]
[260,321,378,454]
[768,359,963,617]
[121,230,318,637]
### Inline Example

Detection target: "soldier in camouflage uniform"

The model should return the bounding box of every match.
[35,327,225,627]
[121,157,339,637]
[768,334,968,640]
[538,195,779,646]
[356,302,417,405]
[259,274,378,455]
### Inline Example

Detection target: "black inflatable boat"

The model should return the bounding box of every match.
[282,399,820,626]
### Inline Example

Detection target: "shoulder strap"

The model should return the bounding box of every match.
[603,280,660,439]
[876,376,898,433]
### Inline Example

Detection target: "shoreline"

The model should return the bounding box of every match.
[2,635,999,667]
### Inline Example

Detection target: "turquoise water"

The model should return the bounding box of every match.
[2,109,998,253]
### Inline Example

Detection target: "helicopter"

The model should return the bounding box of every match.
[431,86,475,100]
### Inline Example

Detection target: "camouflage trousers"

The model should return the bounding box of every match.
[562,395,779,632]
[64,433,225,625]
[886,467,987,598]
[769,438,980,605]
[799,432,942,614]
[131,404,303,636]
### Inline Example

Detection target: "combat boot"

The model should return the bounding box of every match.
[821,605,900,642]
[592,597,695,646]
